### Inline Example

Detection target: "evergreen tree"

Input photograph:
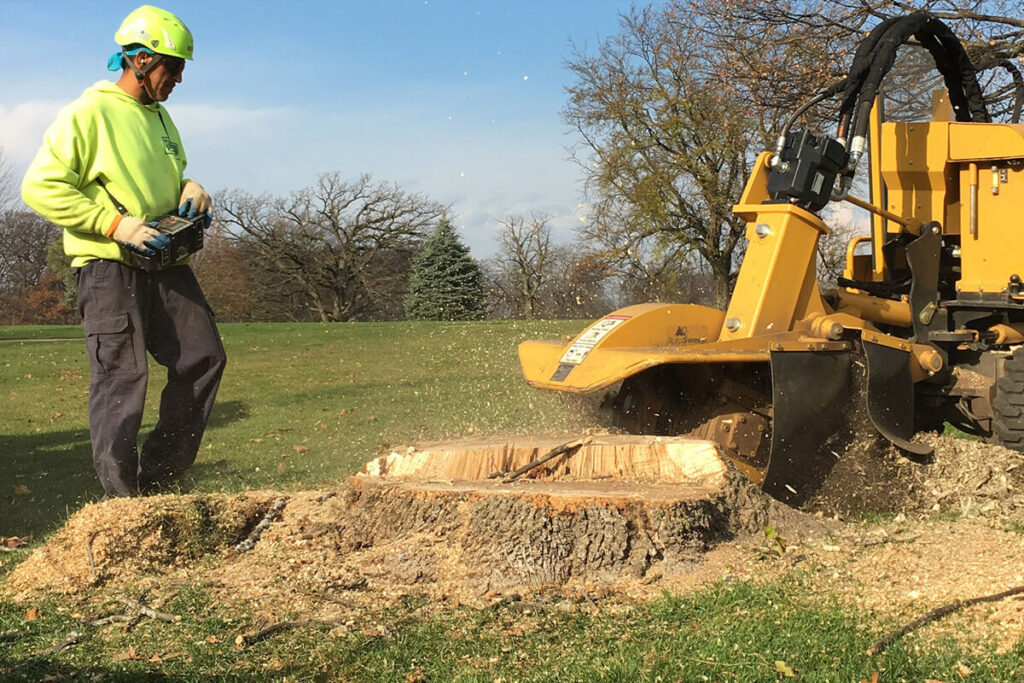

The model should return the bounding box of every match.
[405,217,486,320]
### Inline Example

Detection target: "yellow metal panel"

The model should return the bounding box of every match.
[722,203,828,340]
[948,123,1024,161]
[878,121,954,236]
[957,159,1024,294]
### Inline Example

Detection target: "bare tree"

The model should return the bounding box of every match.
[0,210,60,296]
[536,246,617,319]
[564,4,759,309]
[0,209,74,324]
[220,173,445,322]
[488,213,553,319]
[191,227,259,322]
[707,0,1024,123]
[0,146,16,211]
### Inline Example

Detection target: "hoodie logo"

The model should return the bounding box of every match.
[163,137,180,157]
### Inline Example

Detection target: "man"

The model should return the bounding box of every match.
[21,5,226,498]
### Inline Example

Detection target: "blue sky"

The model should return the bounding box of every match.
[0,0,641,257]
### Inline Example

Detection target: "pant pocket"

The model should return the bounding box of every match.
[84,312,140,376]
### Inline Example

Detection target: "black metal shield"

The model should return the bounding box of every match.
[762,350,851,505]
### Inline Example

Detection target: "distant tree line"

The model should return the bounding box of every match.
[4,1,1022,324]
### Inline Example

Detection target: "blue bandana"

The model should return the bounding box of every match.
[106,46,154,72]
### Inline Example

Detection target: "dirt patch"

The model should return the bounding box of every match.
[2,434,1022,653]
[809,431,1024,519]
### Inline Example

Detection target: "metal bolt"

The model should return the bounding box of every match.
[755,223,772,238]
[725,317,741,332]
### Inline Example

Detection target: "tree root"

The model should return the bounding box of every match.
[234,497,287,553]
[235,619,342,649]
[868,584,1024,655]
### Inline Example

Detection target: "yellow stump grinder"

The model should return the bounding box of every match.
[519,13,1024,504]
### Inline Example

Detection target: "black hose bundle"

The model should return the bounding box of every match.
[827,12,989,144]
[769,13,997,210]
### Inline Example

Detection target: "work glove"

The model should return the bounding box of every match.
[178,180,212,228]
[112,217,169,255]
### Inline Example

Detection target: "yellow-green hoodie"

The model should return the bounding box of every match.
[21,80,188,268]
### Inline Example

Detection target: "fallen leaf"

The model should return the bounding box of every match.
[1,536,29,549]
[205,635,219,644]
[775,660,796,678]
[25,607,39,621]
[955,662,972,677]
[292,445,309,454]
[14,485,30,496]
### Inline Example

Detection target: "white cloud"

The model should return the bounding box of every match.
[0,100,65,162]
[169,104,290,139]
[0,100,290,164]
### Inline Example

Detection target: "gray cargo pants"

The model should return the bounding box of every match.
[75,260,227,497]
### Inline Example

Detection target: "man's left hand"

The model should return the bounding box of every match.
[179,180,211,217]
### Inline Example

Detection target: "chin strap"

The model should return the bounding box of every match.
[123,49,164,103]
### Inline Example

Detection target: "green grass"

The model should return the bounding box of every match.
[2,576,1021,681]
[3,321,1022,680]
[1,320,586,539]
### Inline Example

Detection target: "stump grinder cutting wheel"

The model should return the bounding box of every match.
[519,12,1024,505]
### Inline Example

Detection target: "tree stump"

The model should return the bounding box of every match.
[344,435,759,588]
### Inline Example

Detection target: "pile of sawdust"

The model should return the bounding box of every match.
[2,434,1022,653]
[899,433,1024,517]
[807,433,1024,519]
[796,519,1024,654]
[3,470,798,609]
[5,492,277,597]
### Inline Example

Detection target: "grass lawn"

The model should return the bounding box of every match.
[0,320,584,539]
[2,321,1022,681]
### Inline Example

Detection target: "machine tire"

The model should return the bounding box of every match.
[991,346,1024,452]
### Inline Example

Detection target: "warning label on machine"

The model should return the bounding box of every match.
[559,315,630,365]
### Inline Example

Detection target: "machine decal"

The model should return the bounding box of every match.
[558,315,630,366]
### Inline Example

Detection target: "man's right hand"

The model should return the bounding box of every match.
[112,217,170,254]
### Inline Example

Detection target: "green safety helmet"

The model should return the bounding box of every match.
[114,5,194,61]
